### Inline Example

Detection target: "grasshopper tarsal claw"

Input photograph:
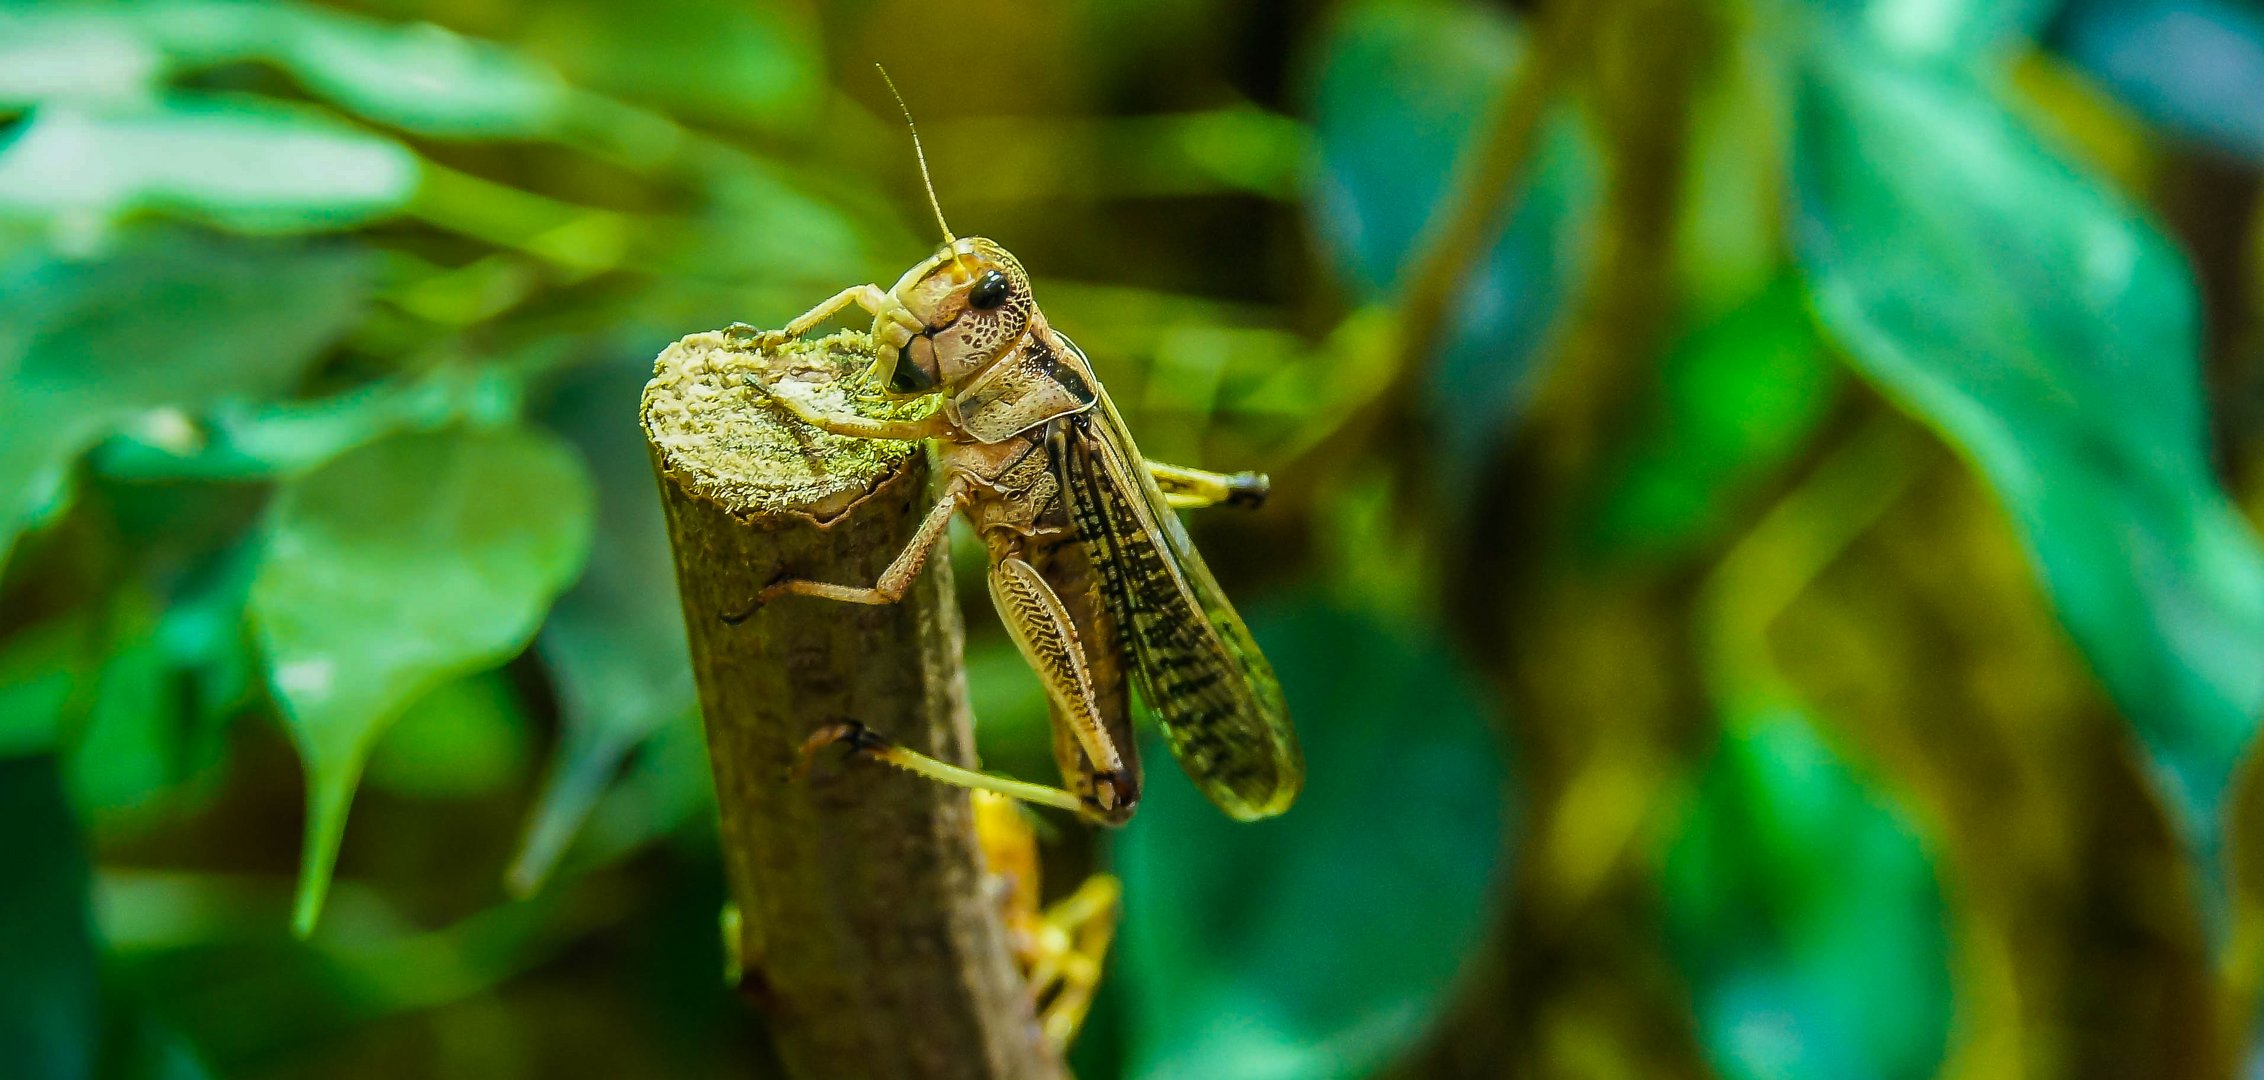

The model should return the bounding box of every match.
[722,321,790,352]
[793,717,1092,817]
[1225,471,1269,509]
[794,721,889,780]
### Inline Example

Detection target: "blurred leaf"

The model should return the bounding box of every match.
[153,544,262,742]
[517,0,821,132]
[967,635,1057,782]
[99,875,581,1070]
[249,426,593,935]
[0,2,568,137]
[0,10,161,107]
[511,359,693,895]
[1793,30,2264,854]
[259,5,569,138]
[6,574,250,824]
[363,670,531,800]
[91,364,519,483]
[568,702,715,875]
[2051,0,2264,161]
[0,98,418,236]
[1677,14,1791,318]
[0,234,371,574]
[0,615,97,758]
[1118,599,1504,1080]
[1664,711,1953,1080]
[1588,279,1839,558]
[63,613,185,823]
[1307,0,1599,479]
[1811,0,2057,60]
[0,755,101,1080]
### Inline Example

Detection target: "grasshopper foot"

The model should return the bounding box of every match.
[794,721,893,779]
[722,322,792,352]
[721,573,796,624]
[1225,471,1269,509]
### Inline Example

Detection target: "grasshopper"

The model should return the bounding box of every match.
[733,73,1301,825]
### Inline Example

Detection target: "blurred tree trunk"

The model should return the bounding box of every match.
[644,331,1062,1080]
[1391,1,1724,1074]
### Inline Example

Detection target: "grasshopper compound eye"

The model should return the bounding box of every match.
[969,269,1012,310]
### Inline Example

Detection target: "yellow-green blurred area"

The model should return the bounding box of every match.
[8,0,2264,1076]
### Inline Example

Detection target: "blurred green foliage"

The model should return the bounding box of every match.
[4,0,2264,1077]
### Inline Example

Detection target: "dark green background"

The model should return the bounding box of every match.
[4,0,2264,1076]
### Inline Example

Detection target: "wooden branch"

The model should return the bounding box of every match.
[643,329,1061,1080]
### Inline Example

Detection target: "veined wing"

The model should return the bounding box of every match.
[1051,372,1301,821]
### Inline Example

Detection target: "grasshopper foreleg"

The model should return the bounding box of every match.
[723,480,965,622]
[1145,460,1269,510]
[743,369,949,441]
[746,283,891,349]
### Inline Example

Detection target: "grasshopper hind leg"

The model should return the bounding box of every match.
[797,722,1112,820]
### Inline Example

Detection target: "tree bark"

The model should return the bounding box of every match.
[643,328,1061,1080]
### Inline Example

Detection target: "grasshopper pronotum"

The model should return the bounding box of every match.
[731,72,1301,825]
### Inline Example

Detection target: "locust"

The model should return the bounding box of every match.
[730,73,1301,826]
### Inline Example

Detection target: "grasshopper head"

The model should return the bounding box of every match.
[863,237,1037,398]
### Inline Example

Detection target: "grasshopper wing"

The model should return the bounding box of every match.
[1052,377,1302,820]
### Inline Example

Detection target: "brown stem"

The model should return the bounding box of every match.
[642,329,1061,1080]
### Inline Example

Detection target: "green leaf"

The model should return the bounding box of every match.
[1664,711,1954,1080]
[362,671,531,800]
[5,572,253,824]
[249,426,593,935]
[63,616,185,823]
[1793,28,2264,855]
[0,97,418,235]
[510,360,693,895]
[0,756,102,1080]
[0,615,97,758]
[0,233,372,574]
[1117,599,1504,1080]
[1587,279,1839,558]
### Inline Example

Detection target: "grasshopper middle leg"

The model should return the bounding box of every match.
[788,543,1139,825]
[807,553,1140,823]
[724,477,965,622]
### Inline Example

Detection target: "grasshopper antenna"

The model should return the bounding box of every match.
[876,64,955,244]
